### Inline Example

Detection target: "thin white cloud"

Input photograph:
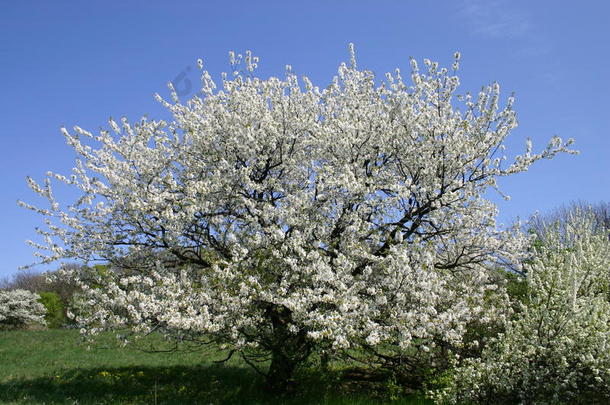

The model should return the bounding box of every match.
[456,0,531,39]
[454,1,558,83]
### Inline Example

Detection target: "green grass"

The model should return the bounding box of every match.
[0,329,433,404]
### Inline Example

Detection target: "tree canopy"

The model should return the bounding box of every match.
[22,45,576,390]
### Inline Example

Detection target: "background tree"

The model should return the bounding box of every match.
[528,200,610,238]
[22,45,575,391]
[0,270,48,292]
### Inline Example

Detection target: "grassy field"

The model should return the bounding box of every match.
[0,329,433,404]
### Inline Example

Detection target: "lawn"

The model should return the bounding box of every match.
[0,329,433,404]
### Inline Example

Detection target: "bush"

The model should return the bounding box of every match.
[432,211,610,404]
[38,291,66,328]
[0,289,47,329]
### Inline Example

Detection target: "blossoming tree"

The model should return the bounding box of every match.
[435,210,610,404]
[22,45,575,390]
[0,289,47,329]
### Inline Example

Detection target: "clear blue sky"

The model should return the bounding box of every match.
[1,1,608,278]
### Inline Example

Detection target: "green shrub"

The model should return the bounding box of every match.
[38,292,66,328]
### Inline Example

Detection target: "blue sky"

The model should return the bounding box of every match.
[1,0,608,278]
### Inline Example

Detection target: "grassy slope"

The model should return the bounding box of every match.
[0,329,433,405]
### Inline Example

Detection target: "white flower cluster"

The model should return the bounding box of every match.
[0,289,47,329]
[23,45,574,368]
[434,211,610,404]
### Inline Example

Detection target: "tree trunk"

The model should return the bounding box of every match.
[262,303,311,392]
[266,350,298,392]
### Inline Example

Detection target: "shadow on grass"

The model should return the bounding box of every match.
[1,364,261,405]
[0,364,433,405]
